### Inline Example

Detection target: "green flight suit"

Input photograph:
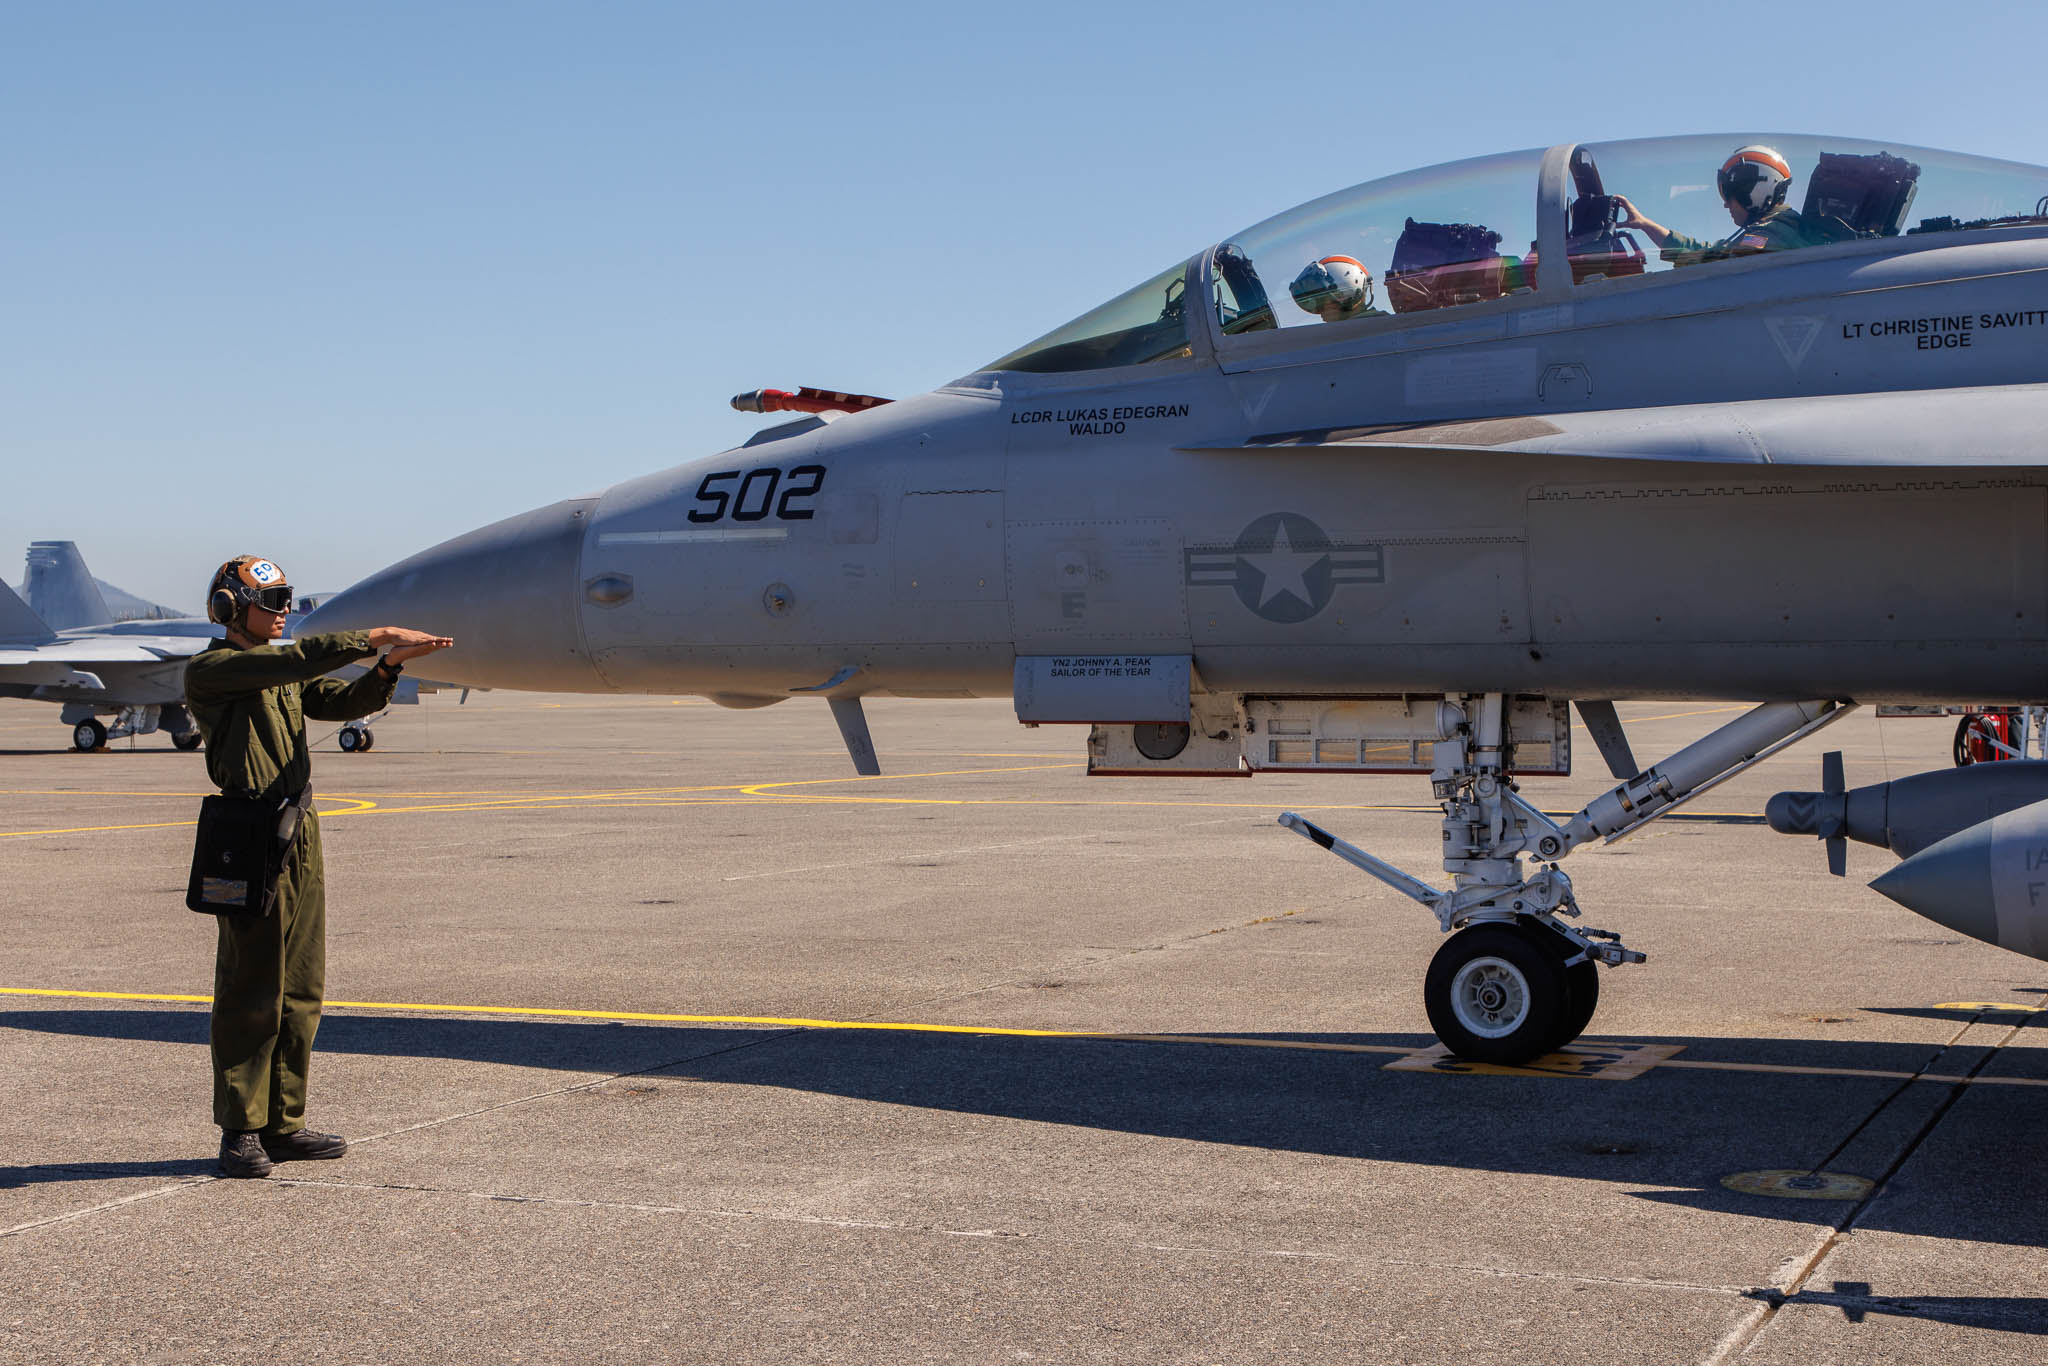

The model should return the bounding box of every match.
[1662,206,1820,267]
[184,632,395,1134]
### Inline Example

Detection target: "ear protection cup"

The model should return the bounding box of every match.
[208,555,258,626]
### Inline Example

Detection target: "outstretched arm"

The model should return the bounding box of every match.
[303,629,454,721]
[185,632,379,704]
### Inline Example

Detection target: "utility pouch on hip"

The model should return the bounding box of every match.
[186,785,310,917]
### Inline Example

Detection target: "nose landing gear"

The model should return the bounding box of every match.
[1283,693,1853,1062]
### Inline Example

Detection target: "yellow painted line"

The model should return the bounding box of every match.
[0,987,1092,1038]
[0,795,380,838]
[1934,1000,2046,1013]
[4,988,215,1005]
[0,818,200,838]
[3,987,2043,1087]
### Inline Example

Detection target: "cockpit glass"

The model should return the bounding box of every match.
[1214,148,1544,338]
[986,258,1194,374]
[1575,135,2048,276]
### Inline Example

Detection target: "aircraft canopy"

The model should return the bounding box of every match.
[986,134,2048,375]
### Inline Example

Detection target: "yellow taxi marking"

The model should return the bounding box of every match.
[0,794,382,838]
[4,987,2043,1088]
[1384,1042,1683,1080]
[1934,1000,2046,1013]
[1721,1169,1875,1201]
[0,987,1094,1038]
[0,818,202,838]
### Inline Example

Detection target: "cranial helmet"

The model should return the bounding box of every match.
[207,555,292,625]
[1289,255,1373,319]
[1717,145,1793,221]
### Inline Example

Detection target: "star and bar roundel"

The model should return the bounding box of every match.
[1184,513,1385,624]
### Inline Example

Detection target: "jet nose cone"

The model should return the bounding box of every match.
[301,497,601,691]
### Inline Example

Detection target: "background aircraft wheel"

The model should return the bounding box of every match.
[72,719,106,751]
[357,728,375,752]
[338,727,363,753]
[171,731,203,751]
[1953,713,2005,767]
[1424,922,1572,1065]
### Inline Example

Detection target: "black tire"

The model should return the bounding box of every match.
[338,727,362,753]
[1424,922,1573,1065]
[358,729,375,752]
[171,731,203,751]
[1554,958,1600,1052]
[1954,714,1981,767]
[72,718,106,752]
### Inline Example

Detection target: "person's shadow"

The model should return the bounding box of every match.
[2,1158,216,1188]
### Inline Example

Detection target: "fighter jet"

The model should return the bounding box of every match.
[301,132,2048,1061]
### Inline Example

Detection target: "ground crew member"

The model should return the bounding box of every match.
[184,554,451,1179]
[1615,145,1821,266]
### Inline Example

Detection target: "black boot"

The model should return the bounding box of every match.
[260,1129,348,1161]
[219,1129,274,1179]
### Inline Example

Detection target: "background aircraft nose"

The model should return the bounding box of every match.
[300,497,602,691]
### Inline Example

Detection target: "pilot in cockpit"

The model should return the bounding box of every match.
[1288,255,1388,322]
[1614,145,1821,265]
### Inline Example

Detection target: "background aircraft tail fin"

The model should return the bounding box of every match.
[0,578,59,645]
[24,541,113,629]
[23,540,184,628]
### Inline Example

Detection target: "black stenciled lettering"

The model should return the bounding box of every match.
[777,465,826,520]
[730,468,782,522]
[689,470,738,522]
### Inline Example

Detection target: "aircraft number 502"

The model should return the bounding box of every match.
[688,464,827,524]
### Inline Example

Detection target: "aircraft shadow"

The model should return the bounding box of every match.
[3,1007,2044,1253]
[1750,1282,2048,1336]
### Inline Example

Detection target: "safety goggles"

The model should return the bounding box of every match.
[247,584,295,614]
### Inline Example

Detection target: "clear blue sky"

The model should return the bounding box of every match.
[6,1,2043,608]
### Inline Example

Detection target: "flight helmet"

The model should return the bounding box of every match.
[208,555,293,625]
[1289,255,1373,319]
[1717,145,1793,221]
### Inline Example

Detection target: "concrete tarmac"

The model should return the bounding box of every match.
[1,693,2043,1363]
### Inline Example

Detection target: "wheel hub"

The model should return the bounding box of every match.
[1451,955,1529,1038]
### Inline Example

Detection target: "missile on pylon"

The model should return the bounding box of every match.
[1767,756,2048,864]
[1867,798,2048,961]
[1769,756,2048,960]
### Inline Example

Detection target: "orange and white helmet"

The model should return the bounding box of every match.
[207,554,292,625]
[1717,145,1793,220]
[1289,255,1373,319]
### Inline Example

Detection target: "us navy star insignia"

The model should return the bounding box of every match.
[1185,513,1385,624]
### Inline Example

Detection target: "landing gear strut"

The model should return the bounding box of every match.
[1283,693,1853,1062]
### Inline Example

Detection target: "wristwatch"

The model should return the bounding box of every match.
[375,655,405,680]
